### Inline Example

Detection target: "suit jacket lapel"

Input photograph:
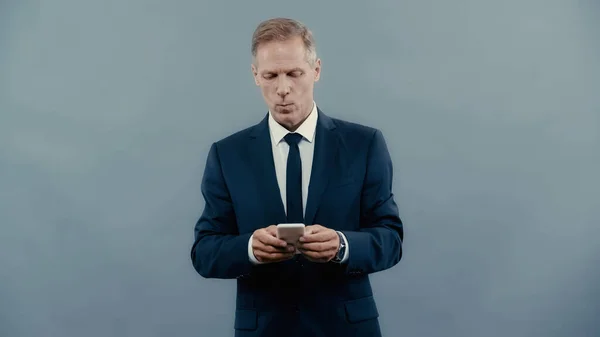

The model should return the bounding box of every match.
[248,114,287,225]
[304,110,339,226]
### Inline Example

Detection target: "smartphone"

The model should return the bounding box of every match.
[276,223,305,245]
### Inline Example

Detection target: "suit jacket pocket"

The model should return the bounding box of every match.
[344,296,379,323]
[234,309,258,330]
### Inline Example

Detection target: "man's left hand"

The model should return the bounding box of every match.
[297,225,339,263]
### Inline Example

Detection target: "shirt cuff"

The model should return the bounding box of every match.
[336,231,350,263]
[248,234,263,264]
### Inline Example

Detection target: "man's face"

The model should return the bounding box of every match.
[251,37,321,131]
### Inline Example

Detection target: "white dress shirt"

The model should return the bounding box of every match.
[248,102,349,264]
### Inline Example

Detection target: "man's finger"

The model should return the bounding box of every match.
[255,250,293,259]
[304,225,324,235]
[300,230,335,243]
[299,245,338,255]
[257,232,288,248]
[254,241,294,254]
[298,241,337,252]
[254,250,294,262]
[265,225,278,235]
[299,248,336,261]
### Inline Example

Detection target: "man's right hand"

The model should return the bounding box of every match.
[252,225,296,263]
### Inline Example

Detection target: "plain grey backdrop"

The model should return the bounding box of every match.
[1,0,599,336]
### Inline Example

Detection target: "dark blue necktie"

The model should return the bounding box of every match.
[284,133,304,223]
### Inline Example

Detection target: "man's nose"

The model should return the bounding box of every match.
[276,78,291,97]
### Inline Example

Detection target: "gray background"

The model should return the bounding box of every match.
[1,0,598,336]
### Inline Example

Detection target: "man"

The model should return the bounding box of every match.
[190,17,404,337]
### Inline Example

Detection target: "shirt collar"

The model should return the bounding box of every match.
[268,101,318,144]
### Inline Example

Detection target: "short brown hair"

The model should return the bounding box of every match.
[251,17,317,65]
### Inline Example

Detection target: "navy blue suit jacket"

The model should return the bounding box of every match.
[191,109,403,337]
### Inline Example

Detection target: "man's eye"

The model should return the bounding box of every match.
[263,74,276,79]
[289,71,302,77]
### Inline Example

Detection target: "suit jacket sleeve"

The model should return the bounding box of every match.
[190,142,254,279]
[342,129,404,275]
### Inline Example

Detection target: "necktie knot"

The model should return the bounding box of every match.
[284,133,303,146]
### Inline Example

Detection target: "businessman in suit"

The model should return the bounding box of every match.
[190,18,404,337]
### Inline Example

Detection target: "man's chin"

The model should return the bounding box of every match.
[272,113,299,129]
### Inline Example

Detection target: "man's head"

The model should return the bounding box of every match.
[251,18,321,131]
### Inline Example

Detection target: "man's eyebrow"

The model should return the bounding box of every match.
[262,67,304,74]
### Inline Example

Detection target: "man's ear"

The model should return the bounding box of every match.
[314,58,321,82]
[251,64,260,86]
